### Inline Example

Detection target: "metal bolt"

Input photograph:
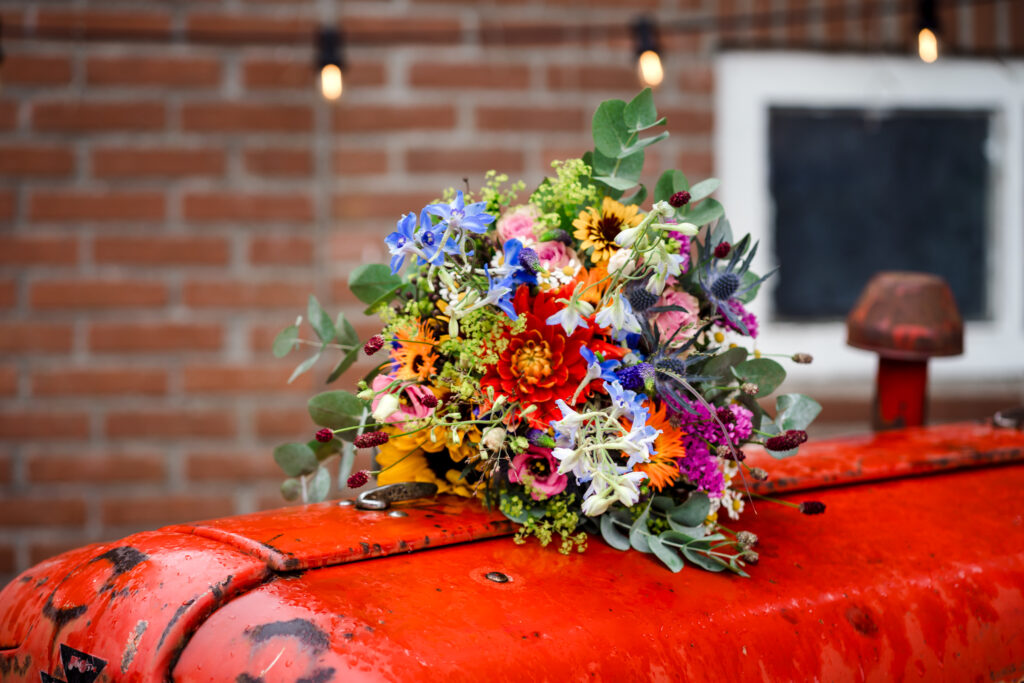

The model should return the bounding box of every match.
[387,510,408,518]
[484,571,510,583]
[338,500,354,507]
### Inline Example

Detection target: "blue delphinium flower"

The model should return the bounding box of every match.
[604,379,647,424]
[580,347,620,384]
[424,190,495,238]
[481,265,517,321]
[384,212,419,274]
[492,239,538,288]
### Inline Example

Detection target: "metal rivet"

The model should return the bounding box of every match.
[338,500,354,507]
[485,571,510,583]
[387,510,408,518]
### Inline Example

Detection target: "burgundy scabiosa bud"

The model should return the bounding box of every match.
[669,191,691,208]
[347,470,370,489]
[354,431,389,449]
[714,241,731,259]
[315,428,334,443]
[363,334,385,355]
[765,429,808,451]
[420,393,439,409]
[799,501,826,515]
[718,446,746,462]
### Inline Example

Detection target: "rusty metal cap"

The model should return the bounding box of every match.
[846,271,963,360]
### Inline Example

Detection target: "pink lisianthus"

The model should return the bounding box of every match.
[532,240,575,270]
[508,445,568,500]
[652,289,701,344]
[496,205,541,245]
[370,374,434,429]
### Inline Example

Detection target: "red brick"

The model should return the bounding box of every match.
[250,236,314,265]
[186,451,282,482]
[0,498,87,527]
[662,107,714,136]
[547,64,638,91]
[0,413,90,439]
[333,191,438,219]
[0,279,15,308]
[29,191,165,222]
[183,364,313,394]
[678,65,714,94]
[0,544,12,574]
[334,148,388,175]
[244,58,385,89]
[186,13,315,43]
[244,147,312,177]
[0,190,14,220]
[677,150,714,180]
[0,236,78,265]
[183,280,313,309]
[182,102,312,132]
[333,105,455,133]
[0,366,17,396]
[2,54,73,85]
[101,495,235,527]
[183,192,313,223]
[32,368,167,397]
[340,16,461,44]
[255,408,311,438]
[94,236,230,266]
[974,0,997,52]
[476,105,585,131]
[33,101,165,132]
[86,55,221,87]
[406,147,524,174]
[409,62,529,89]
[0,322,73,353]
[37,9,172,39]
[92,147,225,178]
[0,452,10,485]
[30,279,167,310]
[27,452,165,483]
[821,0,845,45]
[0,101,16,132]
[0,145,75,176]
[1013,0,1024,52]
[105,410,237,438]
[89,322,223,352]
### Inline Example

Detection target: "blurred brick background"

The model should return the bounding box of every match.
[0,0,1020,584]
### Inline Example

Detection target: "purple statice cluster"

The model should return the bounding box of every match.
[674,400,754,496]
[714,300,759,338]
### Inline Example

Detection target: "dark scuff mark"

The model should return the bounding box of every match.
[264,533,284,545]
[245,618,330,654]
[0,654,32,678]
[398,539,408,550]
[35,576,50,588]
[157,597,196,651]
[90,546,148,577]
[846,605,879,636]
[342,632,354,640]
[359,542,370,554]
[42,594,88,650]
[211,575,234,601]
[282,556,301,570]
[236,675,263,683]
[372,543,382,554]
[423,535,431,546]
[297,668,336,683]
[19,575,31,583]
[120,619,148,673]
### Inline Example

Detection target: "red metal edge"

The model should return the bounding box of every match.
[164,496,517,572]
[749,420,1024,495]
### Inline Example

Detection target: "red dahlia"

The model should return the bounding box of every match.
[481,285,621,429]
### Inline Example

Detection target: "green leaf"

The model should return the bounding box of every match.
[621,184,647,207]
[710,217,733,245]
[654,169,689,203]
[362,283,405,316]
[682,544,728,572]
[732,358,786,398]
[272,324,299,359]
[591,99,630,158]
[619,131,669,157]
[651,495,675,513]
[623,88,658,132]
[274,443,318,477]
[687,178,720,203]
[326,345,361,384]
[599,509,632,551]
[776,393,822,432]
[736,270,762,304]
[334,312,358,348]
[288,350,322,384]
[701,347,748,382]
[684,198,725,226]
[307,390,368,435]
[629,501,653,553]
[349,264,403,306]
[649,532,684,572]
[308,466,331,503]
[308,438,341,461]
[594,174,638,192]
[670,491,711,527]
[659,529,699,546]
[500,495,546,524]
[281,478,302,501]
[307,295,335,344]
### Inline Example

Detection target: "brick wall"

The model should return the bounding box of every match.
[0,0,1019,583]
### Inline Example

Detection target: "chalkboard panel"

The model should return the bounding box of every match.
[768,107,990,321]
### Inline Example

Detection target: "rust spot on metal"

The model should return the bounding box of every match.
[120,619,148,673]
[0,654,31,678]
[244,618,330,654]
[846,605,879,636]
[359,542,370,554]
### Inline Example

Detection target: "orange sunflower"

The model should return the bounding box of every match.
[629,403,686,491]
[389,318,440,382]
[572,196,643,263]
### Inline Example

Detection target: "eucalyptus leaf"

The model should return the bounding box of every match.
[732,358,786,398]
[648,533,684,572]
[651,496,675,513]
[274,442,318,477]
[592,99,630,158]
[272,324,299,359]
[621,184,647,207]
[307,295,335,344]
[736,270,763,304]
[338,442,356,489]
[362,283,405,315]
[326,345,361,384]
[666,518,706,537]
[308,438,341,461]
[629,501,653,553]
[670,491,711,527]
[288,349,322,384]
[682,545,727,572]
[623,88,658,132]
[710,217,733,246]
[334,312,359,348]
[776,393,823,431]
[281,478,302,501]
[307,390,368,434]
[687,178,721,203]
[599,509,632,551]
[700,347,748,382]
[349,264,403,306]
[594,174,638,192]
[619,131,669,157]
[654,169,689,203]
[308,466,331,503]
[684,198,725,226]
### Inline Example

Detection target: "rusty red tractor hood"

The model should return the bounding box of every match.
[2,421,1023,682]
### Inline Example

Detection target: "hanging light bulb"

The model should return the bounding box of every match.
[916,0,939,63]
[632,17,664,89]
[316,27,345,101]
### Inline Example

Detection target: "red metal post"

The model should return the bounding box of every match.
[874,357,929,429]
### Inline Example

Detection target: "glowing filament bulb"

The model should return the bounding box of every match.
[918,28,938,63]
[637,50,664,88]
[321,64,343,101]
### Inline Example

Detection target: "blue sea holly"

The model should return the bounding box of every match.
[696,232,775,336]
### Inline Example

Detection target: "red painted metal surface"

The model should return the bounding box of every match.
[0,421,1022,682]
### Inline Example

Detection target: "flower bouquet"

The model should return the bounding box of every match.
[273,89,821,575]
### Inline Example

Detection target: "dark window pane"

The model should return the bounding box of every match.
[768,107,989,321]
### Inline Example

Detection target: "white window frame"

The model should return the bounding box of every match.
[715,52,1024,391]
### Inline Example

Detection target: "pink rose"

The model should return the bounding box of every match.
[371,374,434,429]
[532,241,574,270]
[652,290,701,344]
[508,446,568,500]
[496,205,540,245]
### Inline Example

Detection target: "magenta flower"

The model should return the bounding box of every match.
[508,445,568,500]
[370,374,435,429]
